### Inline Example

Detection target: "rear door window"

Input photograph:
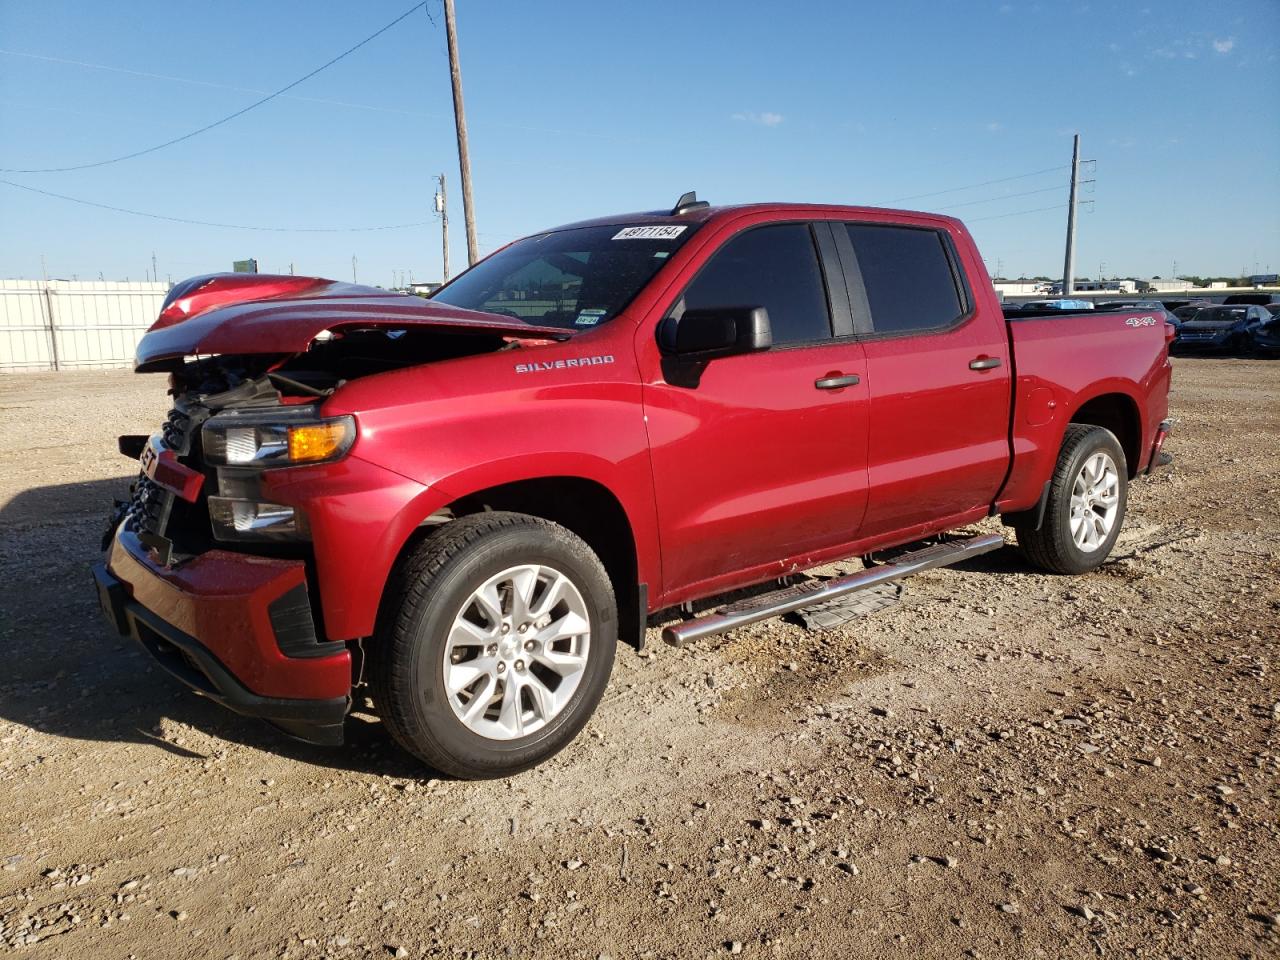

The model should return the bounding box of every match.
[843,224,966,335]
[680,223,833,345]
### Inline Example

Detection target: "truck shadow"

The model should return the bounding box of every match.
[1,478,1054,776]
[0,476,438,779]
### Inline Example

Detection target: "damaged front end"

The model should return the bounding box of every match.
[111,273,570,562]
[95,273,570,743]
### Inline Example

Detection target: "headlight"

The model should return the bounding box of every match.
[201,408,353,542]
[202,409,355,468]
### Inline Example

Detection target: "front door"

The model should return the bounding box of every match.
[639,221,870,602]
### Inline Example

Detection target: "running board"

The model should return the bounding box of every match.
[660,532,1005,648]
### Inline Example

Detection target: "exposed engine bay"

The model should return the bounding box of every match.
[166,326,534,403]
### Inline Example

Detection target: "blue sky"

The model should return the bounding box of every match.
[1,0,1277,285]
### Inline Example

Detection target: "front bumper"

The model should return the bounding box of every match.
[1174,332,1234,350]
[95,527,351,745]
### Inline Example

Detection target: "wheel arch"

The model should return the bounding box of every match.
[385,474,647,650]
[1066,390,1144,478]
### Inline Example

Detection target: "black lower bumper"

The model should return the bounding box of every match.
[93,562,349,745]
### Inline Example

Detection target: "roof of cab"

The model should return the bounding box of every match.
[535,202,964,237]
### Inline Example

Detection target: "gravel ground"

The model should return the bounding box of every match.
[1,358,1277,960]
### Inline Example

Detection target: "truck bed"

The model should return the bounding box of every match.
[995,306,1173,513]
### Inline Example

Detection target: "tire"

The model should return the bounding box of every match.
[1015,424,1128,575]
[372,512,616,779]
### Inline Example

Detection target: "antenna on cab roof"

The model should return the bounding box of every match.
[671,191,710,216]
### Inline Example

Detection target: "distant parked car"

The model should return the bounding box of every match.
[1107,300,1165,310]
[1171,303,1211,324]
[1175,304,1270,352]
[1017,298,1097,311]
[1224,293,1280,306]
[1251,313,1280,356]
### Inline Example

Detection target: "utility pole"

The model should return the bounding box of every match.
[151,251,157,284]
[434,173,450,281]
[352,255,358,284]
[40,254,60,372]
[1061,134,1080,297]
[443,0,479,266]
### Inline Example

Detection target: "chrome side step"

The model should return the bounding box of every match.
[660,532,1005,647]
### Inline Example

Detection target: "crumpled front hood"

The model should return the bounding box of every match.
[135,273,570,371]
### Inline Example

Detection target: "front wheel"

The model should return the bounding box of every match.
[1016,424,1128,575]
[372,512,616,778]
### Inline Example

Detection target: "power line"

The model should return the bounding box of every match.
[967,203,1070,225]
[880,165,1069,205]
[0,2,429,174]
[0,45,649,145]
[937,184,1063,211]
[0,177,431,232]
[0,49,428,118]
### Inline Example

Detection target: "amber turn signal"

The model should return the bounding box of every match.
[288,421,351,463]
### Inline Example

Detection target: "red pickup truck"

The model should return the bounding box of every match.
[94,195,1173,778]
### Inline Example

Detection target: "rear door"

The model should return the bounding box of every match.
[639,220,870,601]
[836,221,1012,539]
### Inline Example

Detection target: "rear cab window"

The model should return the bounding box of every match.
[842,224,969,336]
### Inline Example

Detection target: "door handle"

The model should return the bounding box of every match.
[969,356,1002,371]
[814,374,861,390]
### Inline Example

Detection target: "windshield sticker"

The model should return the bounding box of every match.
[575,309,606,326]
[612,225,687,241]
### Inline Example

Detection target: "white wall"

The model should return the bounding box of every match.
[0,280,169,372]
[993,281,1050,297]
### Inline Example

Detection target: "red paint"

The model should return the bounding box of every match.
[153,273,330,329]
[141,437,204,503]
[110,202,1173,710]
[137,274,570,369]
[107,530,350,700]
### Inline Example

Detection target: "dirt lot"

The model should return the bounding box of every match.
[1,358,1277,960]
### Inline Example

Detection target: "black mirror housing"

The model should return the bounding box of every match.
[658,306,772,361]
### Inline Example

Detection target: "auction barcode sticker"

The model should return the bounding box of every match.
[612,225,688,240]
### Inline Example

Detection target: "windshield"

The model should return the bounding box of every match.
[430,223,699,330]
[1194,307,1247,323]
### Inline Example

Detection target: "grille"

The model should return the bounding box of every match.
[124,474,171,538]
[123,404,202,543]
[161,407,194,454]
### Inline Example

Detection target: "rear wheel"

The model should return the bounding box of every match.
[372,512,616,778]
[1016,424,1127,574]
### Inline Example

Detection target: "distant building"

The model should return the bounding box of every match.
[1045,280,1134,295]
[1071,279,1136,293]
[409,282,443,296]
[1137,278,1197,293]
[993,281,1052,298]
